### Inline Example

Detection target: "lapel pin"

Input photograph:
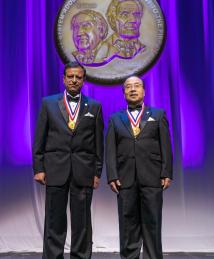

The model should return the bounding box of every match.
[85,103,88,106]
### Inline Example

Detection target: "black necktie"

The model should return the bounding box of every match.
[128,104,142,112]
[67,95,80,103]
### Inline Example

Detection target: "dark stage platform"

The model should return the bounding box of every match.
[0,253,214,259]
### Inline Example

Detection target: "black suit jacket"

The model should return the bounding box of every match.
[106,106,173,188]
[33,93,104,187]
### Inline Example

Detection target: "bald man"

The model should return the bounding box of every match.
[106,76,173,259]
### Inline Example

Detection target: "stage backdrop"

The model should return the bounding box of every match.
[0,0,214,253]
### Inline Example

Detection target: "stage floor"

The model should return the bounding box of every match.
[0,253,214,259]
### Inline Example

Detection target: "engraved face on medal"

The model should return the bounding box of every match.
[55,0,166,84]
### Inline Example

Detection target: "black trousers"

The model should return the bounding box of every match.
[117,182,163,259]
[42,179,93,259]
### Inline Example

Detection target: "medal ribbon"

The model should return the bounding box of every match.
[127,104,144,127]
[63,90,81,121]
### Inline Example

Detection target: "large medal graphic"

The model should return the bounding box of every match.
[55,0,166,84]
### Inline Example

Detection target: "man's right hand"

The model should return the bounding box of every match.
[34,172,46,185]
[110,180,121,194]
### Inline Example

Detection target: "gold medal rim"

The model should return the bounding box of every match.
[68,120,75,130]
[133,126,141,136]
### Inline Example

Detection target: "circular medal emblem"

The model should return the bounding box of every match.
[55,0,166,84]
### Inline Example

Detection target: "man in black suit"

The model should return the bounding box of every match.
[106,76,173,259]
[33,61,104,259]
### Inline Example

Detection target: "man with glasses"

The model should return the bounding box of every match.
[33,61,104,259]
[106,75,173,259]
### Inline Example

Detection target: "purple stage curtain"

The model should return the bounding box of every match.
[0,0,214,253]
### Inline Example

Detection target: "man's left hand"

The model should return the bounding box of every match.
[161,177,171,190]
[93,176,100,189]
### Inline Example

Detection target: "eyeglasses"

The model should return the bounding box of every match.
[124,84,143,90]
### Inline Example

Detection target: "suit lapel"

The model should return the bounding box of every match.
[74,94,89,130]
[58,94,68,124]
[138,106,151,137]
[119,110,134,137]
